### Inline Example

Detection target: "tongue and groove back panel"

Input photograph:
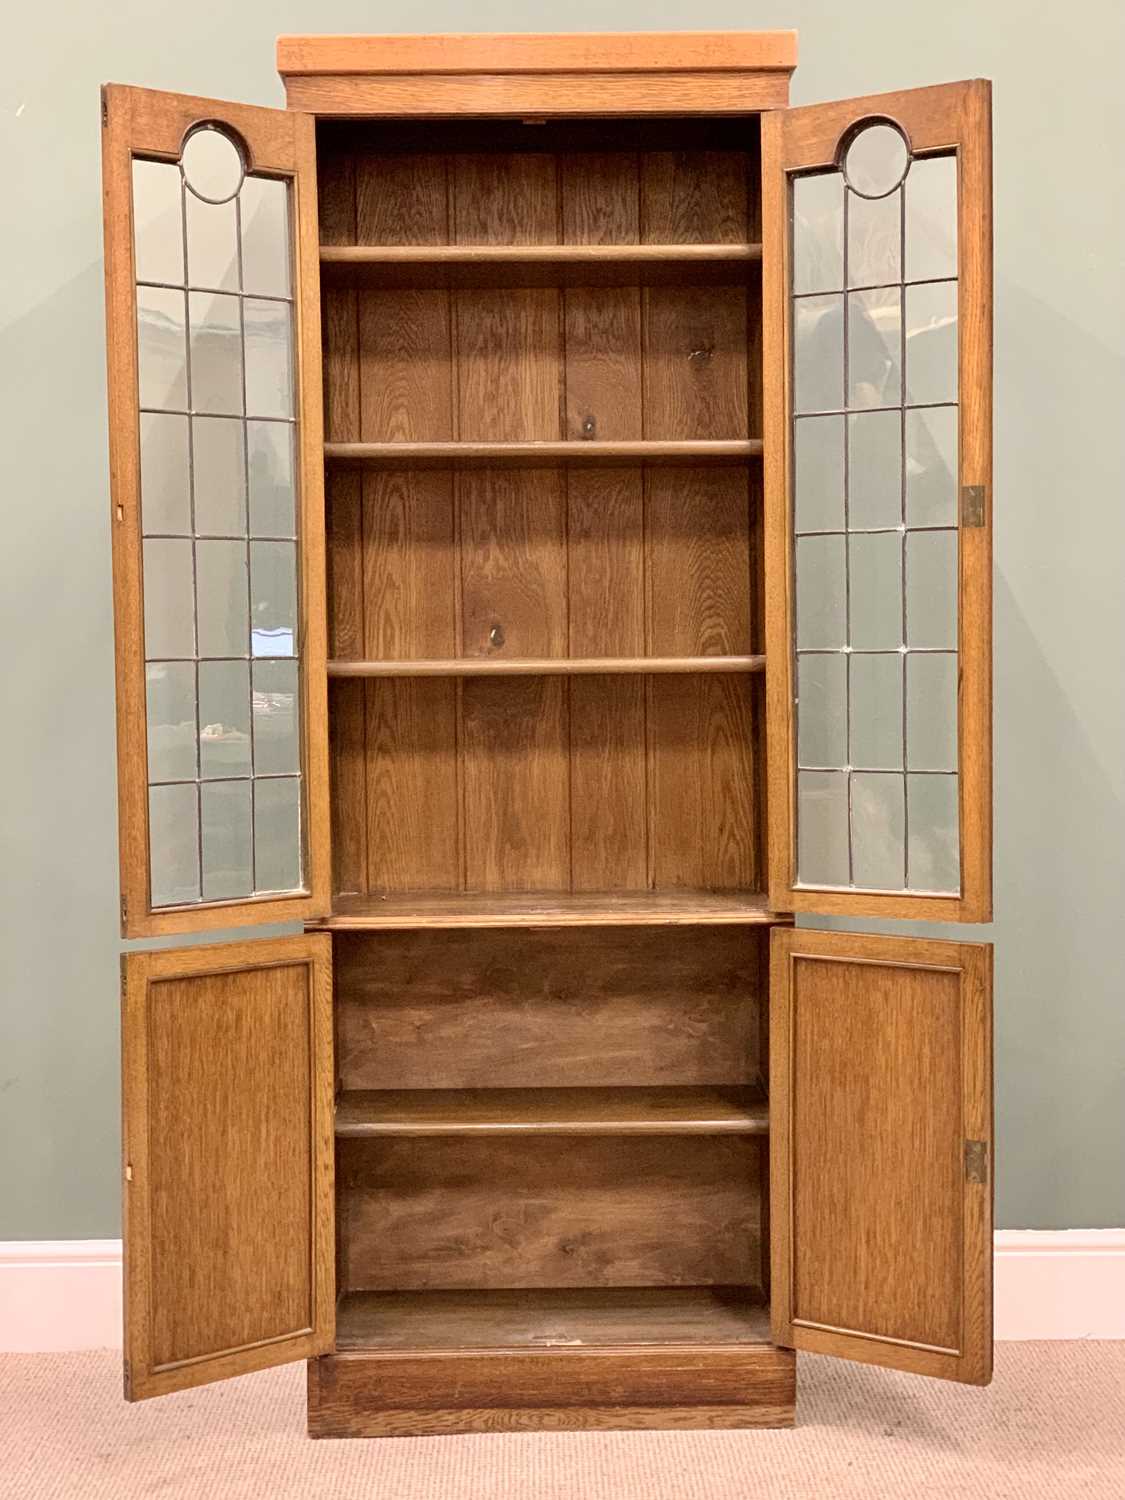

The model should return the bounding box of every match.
[319,123,764,897]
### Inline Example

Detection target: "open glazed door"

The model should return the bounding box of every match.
[763,83,992,921]
[122,935,334,1398]
[770,928,992,1384]
[102,86,329,937]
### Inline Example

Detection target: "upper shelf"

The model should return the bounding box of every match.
[328,655,764,679]
[320,242,763,289]
[324,439,761,469]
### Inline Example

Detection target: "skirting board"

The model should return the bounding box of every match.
[1,1233,1123,1353]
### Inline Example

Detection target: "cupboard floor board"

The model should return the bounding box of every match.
[335,1286,772,1351]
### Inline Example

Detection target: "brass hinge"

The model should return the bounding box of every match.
[961,485,987,528]
[101,89,109,128]
[964,1139,989,1184]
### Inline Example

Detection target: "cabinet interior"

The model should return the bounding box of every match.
[316,115,773,1354]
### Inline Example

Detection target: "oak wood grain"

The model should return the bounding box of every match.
[329,655,765,677]
[122,935,334,1400]
[334,1286,770,1349]
[307,1341,796,1436]
[335,1087,768,1137]
[763,82,992,922]
[321,243,762,290]
[322,889,783,930]
[283,72,792,120]
[102,86,329,935]
[334,923,766,1089]
[460,676,570,891]
[770,928,993,1384]
[326,439,761,466]
[338,1133,763,1292]
[278,31,799,77]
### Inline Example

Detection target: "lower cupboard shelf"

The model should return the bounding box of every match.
[334,1086,769,1138]
[334,1286,772,1351]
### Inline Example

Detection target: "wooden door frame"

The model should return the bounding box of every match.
[122,933,335,1399]
[102,84,330,937]
[763,80,993,921]
[769,926,993,1384]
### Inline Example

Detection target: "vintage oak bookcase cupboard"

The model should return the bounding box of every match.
[101,31,994,1434]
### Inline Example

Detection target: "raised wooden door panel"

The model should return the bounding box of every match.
[763,82,992,921]
[102,85,329,937]
[770,927,992,1384]
[121,934,334,1399]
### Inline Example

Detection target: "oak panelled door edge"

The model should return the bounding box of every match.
[122,934,335,1399]
[769,927,993,1385]
[763,81,992,922]
[102,85,330,938]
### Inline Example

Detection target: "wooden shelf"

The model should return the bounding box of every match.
[317,889,784,930]
[328,654,764,679]
[335,1086,768,1139]
[320,242,762,289]
[335,1286,771,1352]
[324,439,761,469]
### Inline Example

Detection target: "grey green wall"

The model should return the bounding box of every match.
[3,1,1123,1238]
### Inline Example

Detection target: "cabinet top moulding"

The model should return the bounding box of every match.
[276,30,797,117]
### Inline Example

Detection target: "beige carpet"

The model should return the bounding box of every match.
[1,1345,1122,1499]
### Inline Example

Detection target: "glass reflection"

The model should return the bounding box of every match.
[905,406,958,528]
[199,660,251,779]
[797,770,849,886]
[145,661,196,783]
[850,653,903,770]
[201,780,253,899]
[196,540,248,658]
[848,409,902,529]
[132,159,184,286]
[907,773,959,892]
[149,783,200,906]
[793,173,843,295]
[250,541,297,657]
[796,535,846,649]
[244,299,294,420]
[240,177,291,298]
[140,413,191,535]
[848,287,901,408]
[847,187,901,288]
[252,660,300,775]
[188,291,243,415]
[905,281,958,405]
[193,417,246,536]
[906,155,958,282]
[185,192,240,292]
[797,653,847,768]
[851,772,905,888]
[248,421,296,538]
[136,286,187,411]
[794,294,844,414]
[254,777,302,891]
[794,415,845,533]
[142,538,194,660]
